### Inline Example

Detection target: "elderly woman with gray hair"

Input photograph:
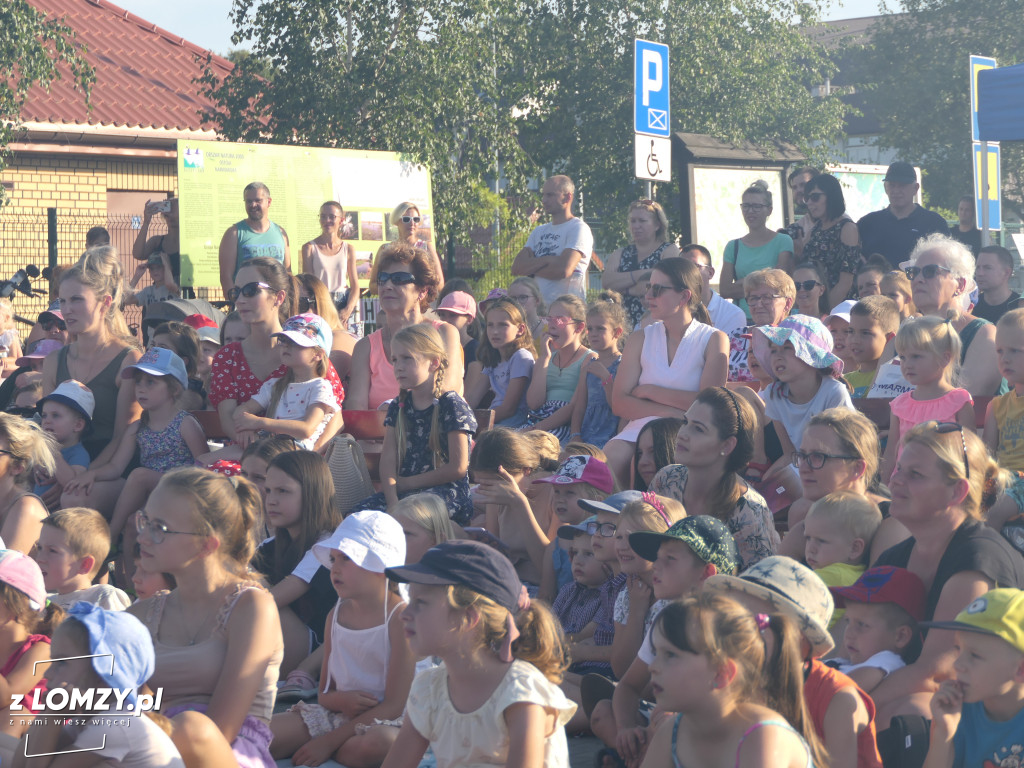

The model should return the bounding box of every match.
[905,233,1005,397]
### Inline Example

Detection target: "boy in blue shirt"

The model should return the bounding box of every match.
[923,588,1024,768]
[34,379,93,499]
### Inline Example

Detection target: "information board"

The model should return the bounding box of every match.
[177,140,434,287]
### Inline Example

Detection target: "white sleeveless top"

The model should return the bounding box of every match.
[324,599,403,701]
[306,241,351,296]
[613,319,718,443]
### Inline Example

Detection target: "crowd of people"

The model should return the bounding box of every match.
[0,163,1021,768]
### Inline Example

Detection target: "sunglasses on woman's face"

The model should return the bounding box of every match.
[795,280,822,292]
[933,421,970,480]
[40,318,66,332]
[298,296,317,313]
[228,281,271,301]
[400,215,421,224]
[905,264,952,281]
[646,283,680,298]
[377,271,417,286]
[805,192,826,202]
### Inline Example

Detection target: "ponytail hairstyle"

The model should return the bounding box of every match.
[693,386,757,521]
[391,493,458,547]
[152,321,200,380]
[265,450,340,583]
[470,427,542,476]
[0,413,56,487]
[61,246,136,345]
[632,417,683,492]
[242,257,299,326]
[653,594,829,768]
[895,315,961,387]
[156,468,262,576]
[392,323,448,469]
[446,585,567,683]
[0,582,64,638]
[587,290,630,351]
[651,257,712,326]
[522,430,561,472]
[476,297,533,369]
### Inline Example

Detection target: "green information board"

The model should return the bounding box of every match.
[176,140,434,287]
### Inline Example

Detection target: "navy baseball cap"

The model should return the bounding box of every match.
[578,490,642,516]
[386,540,523,613]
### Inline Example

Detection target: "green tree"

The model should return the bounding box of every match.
[1,0,94,198]
[862,0,1023,213]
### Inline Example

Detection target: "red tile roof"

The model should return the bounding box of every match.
[22,0,233,133]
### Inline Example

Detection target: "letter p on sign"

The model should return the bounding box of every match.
[634,39,670,137]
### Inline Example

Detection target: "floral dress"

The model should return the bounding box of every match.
[349,391,477,524]
[803,219,862,300]
[618,242,673,329]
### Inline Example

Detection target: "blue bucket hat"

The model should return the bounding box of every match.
[65,602,155,708]
[753,314,843,379]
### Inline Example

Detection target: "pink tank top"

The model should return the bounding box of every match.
[367,320,448,409]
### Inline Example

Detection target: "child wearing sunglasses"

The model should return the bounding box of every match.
[879,315,974,484]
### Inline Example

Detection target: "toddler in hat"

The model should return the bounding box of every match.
[551,517,610,665]
[14,602,185,766]
[33,379,93,500]
[922,588,1024,768]
[753,314,854,483]
[269,510,414,767]
[382,540,576,768]
[828,566,925,694]
[62,348,206,541]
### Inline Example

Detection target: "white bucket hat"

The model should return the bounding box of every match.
[313,510,405,574]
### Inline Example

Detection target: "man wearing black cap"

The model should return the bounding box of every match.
[857,162,949,269]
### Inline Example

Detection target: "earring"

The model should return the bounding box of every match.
[710,680,718,690]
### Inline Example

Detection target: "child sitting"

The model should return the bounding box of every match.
[922,588,1024,768]
[803,490,882,629]
[33,380,92,500]
[33,507,130,610]
[552,517,609,653]
[828,566,926,694]
[130,543,175,601]
[845,295,899,398]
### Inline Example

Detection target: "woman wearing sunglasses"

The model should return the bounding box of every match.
[347,242,463,410]
[801,173,861,309]
[208,258,346,451]
[869,421,1024,730]
[387,201,444,289]
[905,233,1004,397]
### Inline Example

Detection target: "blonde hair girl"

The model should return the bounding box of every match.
[880,316,974,483]
[382,540,575,768]
[128,468,283,768]
[642,594,828,768]
[348,323,479,525]
[880,269,917,322]
[509,276,547,339]
[391,493,459,564]
[0,414,55,553]
[570,291,629,446]
[466,296,536,427]
[43,249,144,464]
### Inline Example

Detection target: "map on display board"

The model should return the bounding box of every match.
[176,140,434,287]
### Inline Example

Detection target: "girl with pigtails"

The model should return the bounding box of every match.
[348,323,477,523]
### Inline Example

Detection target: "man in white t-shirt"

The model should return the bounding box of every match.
[680,243,746,336]
[511,175,594,306]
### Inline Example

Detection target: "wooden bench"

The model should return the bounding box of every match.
[851,395,992,432]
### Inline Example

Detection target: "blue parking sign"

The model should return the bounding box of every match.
[635,40,670,137]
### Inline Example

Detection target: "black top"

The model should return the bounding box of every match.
[974,292,1022,325]
[950,226,982,257]
[857,205,949,268]
[252,538,336,645]
[874,519,1024,621]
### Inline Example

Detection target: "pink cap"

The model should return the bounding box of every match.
[533,455,615,494]
[439,291,477,317]
[0,550,47,610]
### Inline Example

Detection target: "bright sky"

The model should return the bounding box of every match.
[115,0,894,56]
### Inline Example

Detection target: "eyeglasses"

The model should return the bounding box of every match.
[543,315,580,328]
[646,283,680,298]
[585,521,617,537]
[135,511,206,545]
[298,295,317,313]
[400,215,422,224]
[805,192,826,202]
[740,203,769,211]
[795,280,822,292]
[228,281,271,301]
[933,422,970,481]
[377,271,417,286]
[39,318,66,332]
[905,265,952,281]
[745,294,785,305]
[791,451,859,469]
[510,294,533,303]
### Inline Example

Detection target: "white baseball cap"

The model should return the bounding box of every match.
[38,379,95,425]
[313,510,406,573]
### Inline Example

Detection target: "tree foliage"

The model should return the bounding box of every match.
[202,0,847,251]
[863,0,1023,213]
[0,0,94,196]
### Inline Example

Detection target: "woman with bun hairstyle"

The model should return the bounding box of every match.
[129,468,284,768]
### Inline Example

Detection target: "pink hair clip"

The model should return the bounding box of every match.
[754,613,770,632]
[641,492,671,526]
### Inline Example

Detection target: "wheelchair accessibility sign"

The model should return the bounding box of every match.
[634,39,670,138]
[635,135,671,183]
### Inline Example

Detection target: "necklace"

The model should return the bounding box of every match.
[553,347,580,375]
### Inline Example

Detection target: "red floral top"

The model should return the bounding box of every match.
[209,342,345,408]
